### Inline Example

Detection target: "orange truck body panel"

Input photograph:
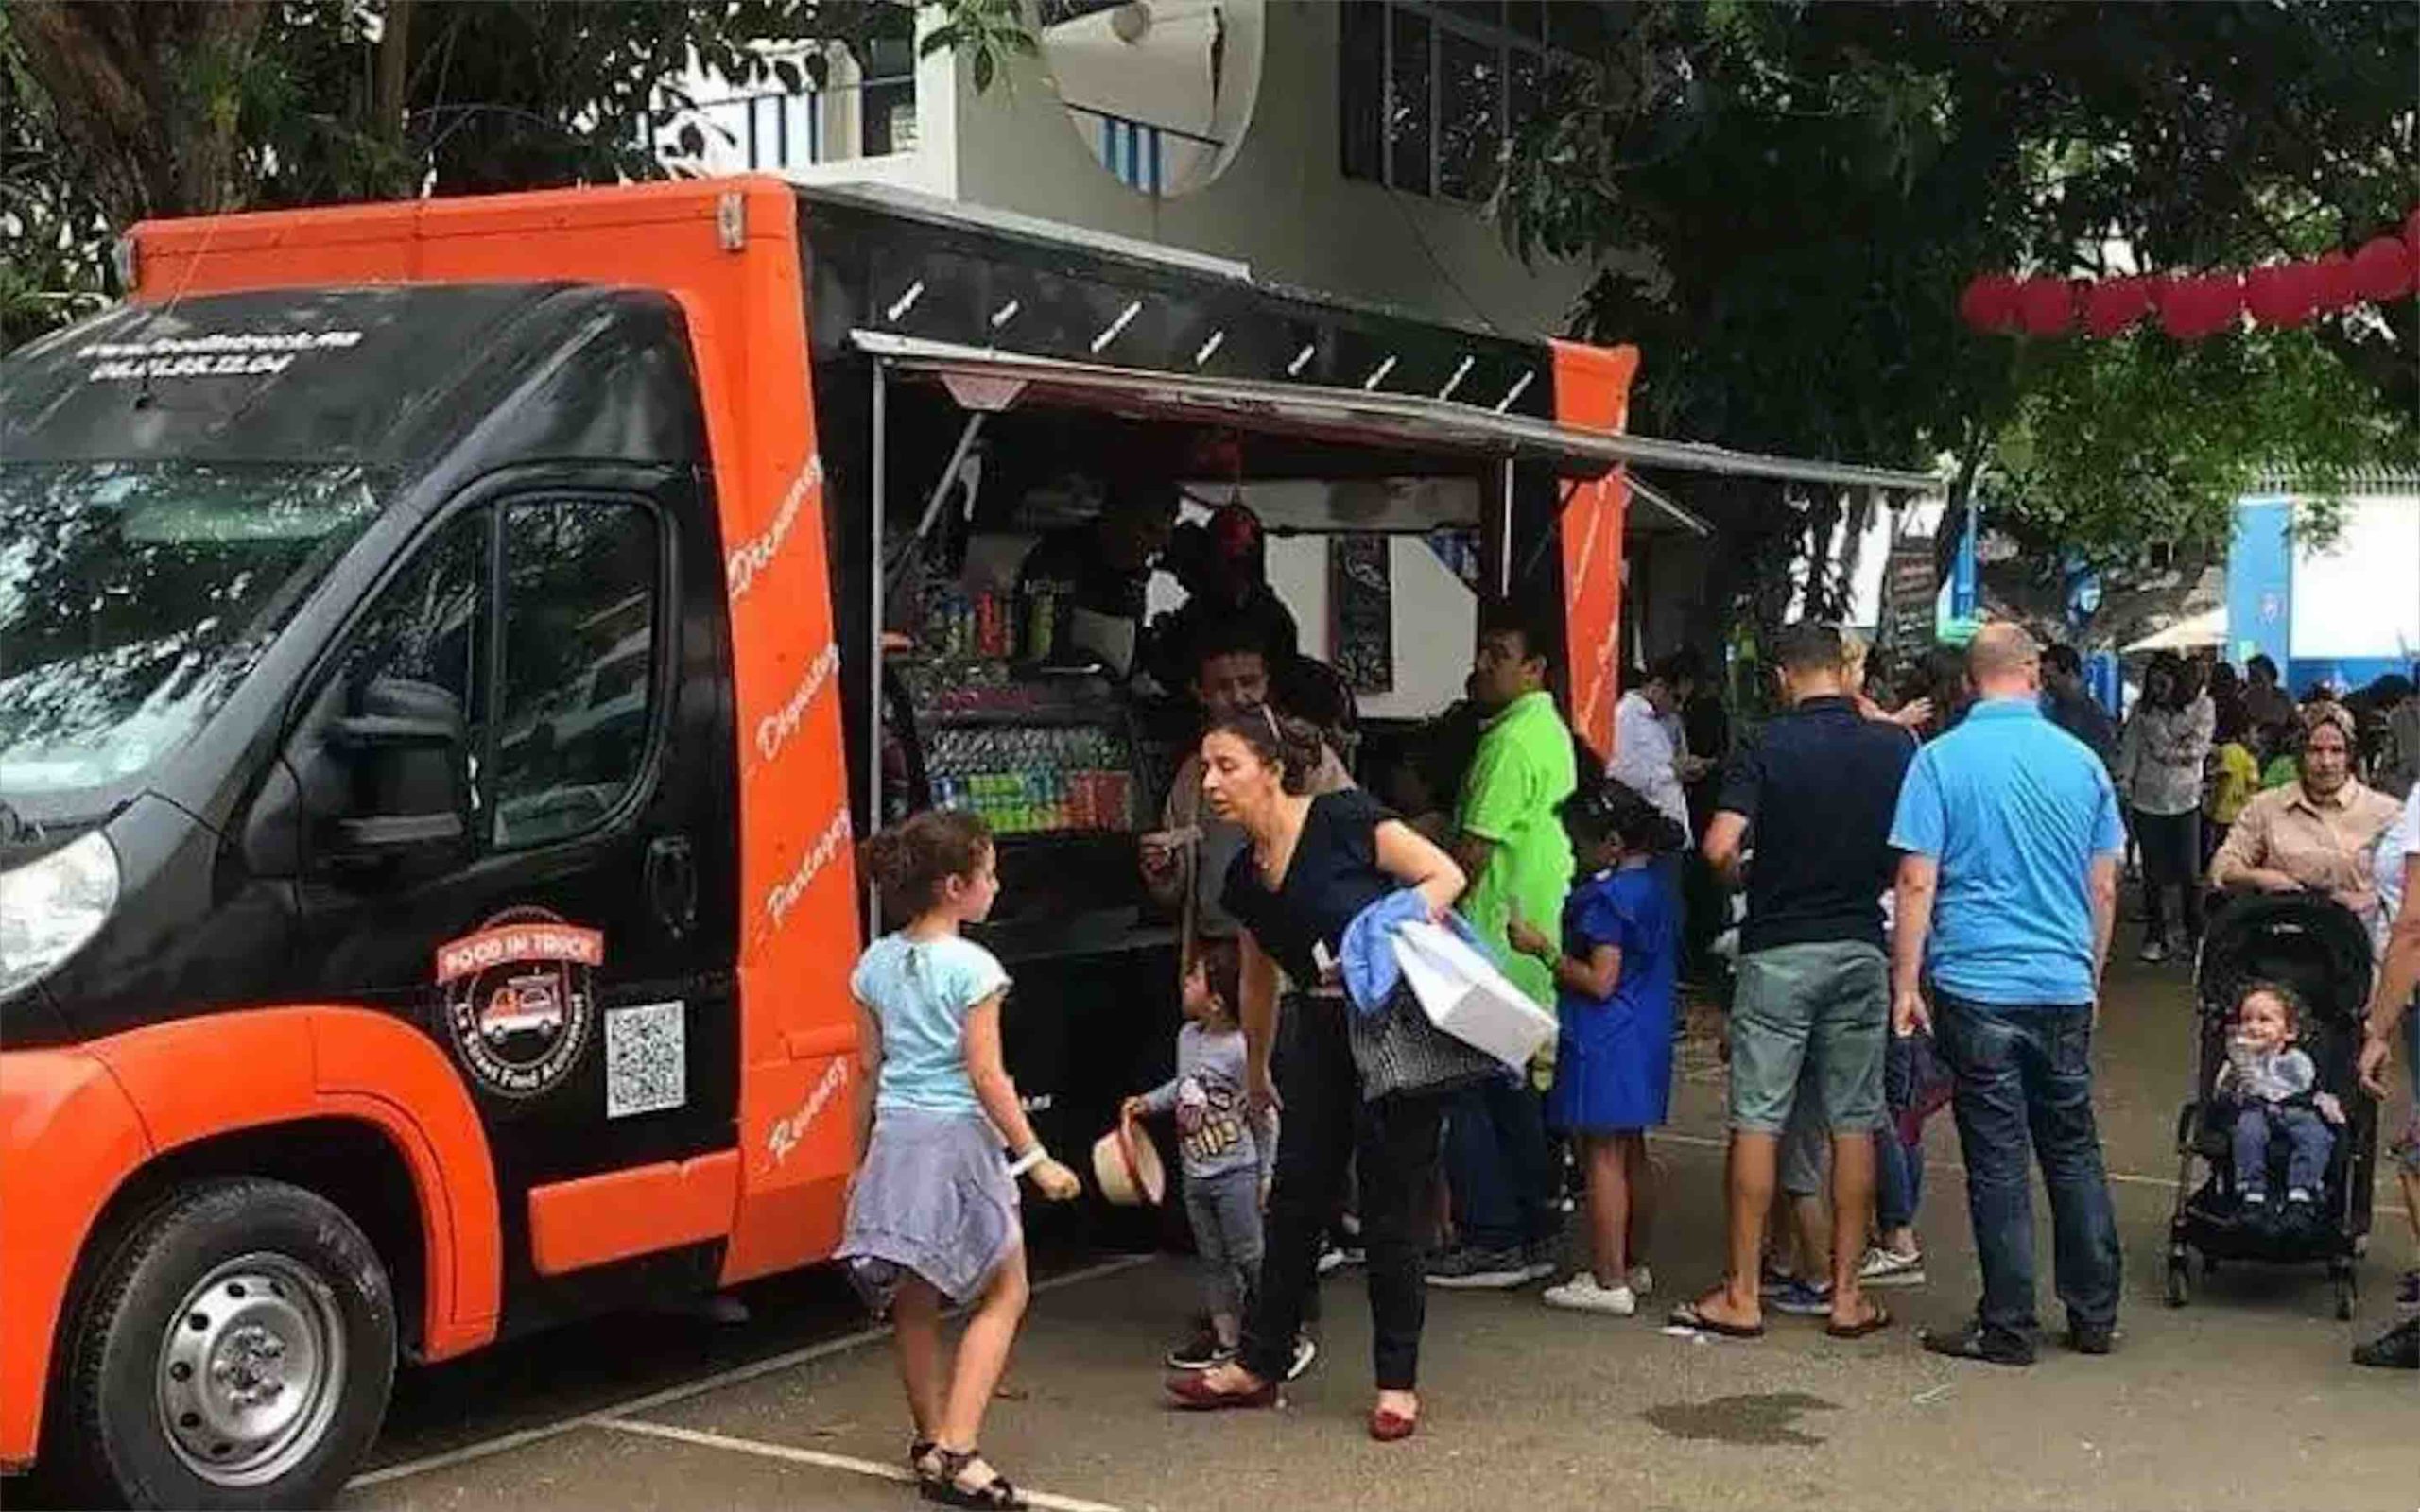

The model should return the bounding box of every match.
[126,178,873,1291]
[527,1150,742,1278]
[0,1007,503,1467]
[1548,338,1640,758]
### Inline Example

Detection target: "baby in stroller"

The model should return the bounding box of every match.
[2213,982,2346,1234]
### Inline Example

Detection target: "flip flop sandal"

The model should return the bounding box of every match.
[1825,1302,1893,1339]
[1668,1298,1766,1339]
[923,1447,1027,1510]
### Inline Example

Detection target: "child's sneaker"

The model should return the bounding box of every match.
[1426,1244,1530,1290]
[1858,1246,1927,1288]
[1315,1242,1350,1276]
[1285,1332,1318,1381]
[1164,1328,1232,1371]
[1768,1278,1834,1316]
[1626,1263,1654,1298]
[1542,1275,1637,1316]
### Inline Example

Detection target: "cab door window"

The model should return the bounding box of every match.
[491,499,661,850]
[341,509,490,746]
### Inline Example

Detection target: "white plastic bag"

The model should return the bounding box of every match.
[1392,920,1557,1071]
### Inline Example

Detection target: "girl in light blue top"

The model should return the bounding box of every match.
[838,809,1081,1510]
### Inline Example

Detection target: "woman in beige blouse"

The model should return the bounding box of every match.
[2211,702,2401,919]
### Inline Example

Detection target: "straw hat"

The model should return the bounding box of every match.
[1091,1109,1166,1207]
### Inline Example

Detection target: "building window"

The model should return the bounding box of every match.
[1339,0,1609,203]
[655,6,919,175]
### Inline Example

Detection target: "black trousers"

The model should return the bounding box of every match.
[2132,807,2204,941]
[1240,993,1444,1391]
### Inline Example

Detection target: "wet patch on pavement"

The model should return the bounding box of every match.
[1639,1391,1840,1447]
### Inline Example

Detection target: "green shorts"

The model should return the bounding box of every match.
[1729,940,1889,1137]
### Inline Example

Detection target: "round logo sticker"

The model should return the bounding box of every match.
[434,907,603,1099]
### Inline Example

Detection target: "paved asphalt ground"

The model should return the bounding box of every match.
[18,930,2415,1510]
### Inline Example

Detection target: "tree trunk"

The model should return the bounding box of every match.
[374,0,414,154]
[11,0,269,226]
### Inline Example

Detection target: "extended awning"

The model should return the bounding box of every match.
[852,330,1940,495]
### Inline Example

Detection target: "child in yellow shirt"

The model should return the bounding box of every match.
[2204,703,2258,870]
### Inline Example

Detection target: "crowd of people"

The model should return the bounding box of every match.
[831,592,2420,1506]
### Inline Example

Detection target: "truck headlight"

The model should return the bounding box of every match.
[0,832,120,999]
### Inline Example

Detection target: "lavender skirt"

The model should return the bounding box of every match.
[837,1106,1022,1314]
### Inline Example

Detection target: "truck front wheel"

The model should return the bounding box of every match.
[58,1177,398,1510]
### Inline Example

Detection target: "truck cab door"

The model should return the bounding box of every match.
[284,472,738,1308]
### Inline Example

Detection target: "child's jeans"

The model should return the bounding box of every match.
[2230,1101,2333,1196]
[1877,1032,1927,1233]
[1185,1168,1265,1320]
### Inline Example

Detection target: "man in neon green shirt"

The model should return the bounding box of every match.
[1427,607,1578,1290]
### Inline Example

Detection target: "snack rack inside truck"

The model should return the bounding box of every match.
[0,176,1932,1508]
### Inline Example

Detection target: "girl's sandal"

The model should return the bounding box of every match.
[921,1447,1027,1510]
[908,1438,942,1486]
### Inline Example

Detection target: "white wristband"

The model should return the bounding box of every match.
[1006,1146,1047,1178]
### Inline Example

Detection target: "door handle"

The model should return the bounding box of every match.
[646,833,698,941]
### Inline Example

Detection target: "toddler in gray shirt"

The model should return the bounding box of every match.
[1127,940,1277,1368]
[2215,982,2342,1226]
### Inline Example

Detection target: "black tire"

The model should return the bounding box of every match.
[53,1177,397,1510]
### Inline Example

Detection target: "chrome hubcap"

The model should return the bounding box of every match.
[157,1254,346,1486]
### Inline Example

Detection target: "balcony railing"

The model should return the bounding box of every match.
[1061,101,1222,198]
[653,73,918,172]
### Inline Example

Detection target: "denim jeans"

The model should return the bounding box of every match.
[1184,1168,1264,1320]
[1935,994,2122,1345]
[2230,1103,2334,1196]
[1445,1073,1556,1252]
[1876,1032,1927,1232]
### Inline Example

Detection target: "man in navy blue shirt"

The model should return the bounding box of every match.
[1892,624,2126,1366]
[1676,622,1912,1340]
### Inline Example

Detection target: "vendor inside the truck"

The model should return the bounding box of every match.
[1012,468,1179,679]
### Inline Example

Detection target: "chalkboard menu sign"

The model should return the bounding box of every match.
[1331,534,1394,694]
[1881,538,1937,654]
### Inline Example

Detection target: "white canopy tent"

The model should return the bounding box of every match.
[2124,608,2227,654]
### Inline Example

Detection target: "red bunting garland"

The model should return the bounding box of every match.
[1961,210,2419,339]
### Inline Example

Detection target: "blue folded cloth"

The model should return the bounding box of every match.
[1339,889,1484,1016]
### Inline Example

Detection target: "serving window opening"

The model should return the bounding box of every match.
[855,359,1600,964]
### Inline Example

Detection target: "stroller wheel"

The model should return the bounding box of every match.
[2165,1258,2191,1309]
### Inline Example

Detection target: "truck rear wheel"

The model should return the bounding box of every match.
[57,1177,397,1510]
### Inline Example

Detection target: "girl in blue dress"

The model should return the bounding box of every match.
[1509,778,1684,1316]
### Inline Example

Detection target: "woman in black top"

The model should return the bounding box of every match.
[1164,709,1465,1441]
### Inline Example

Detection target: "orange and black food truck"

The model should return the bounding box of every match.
[0,176,1925,1507]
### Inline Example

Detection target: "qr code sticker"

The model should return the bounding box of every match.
[605,1001,686,1119]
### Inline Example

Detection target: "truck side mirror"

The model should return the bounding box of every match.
[324,677,470,865]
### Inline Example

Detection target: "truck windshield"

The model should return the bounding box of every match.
[0,462,383,800]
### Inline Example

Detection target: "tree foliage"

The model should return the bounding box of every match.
[1496,0,2418,626]
[0,0,1031,350]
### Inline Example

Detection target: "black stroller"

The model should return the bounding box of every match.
[2167,894,2378,1319]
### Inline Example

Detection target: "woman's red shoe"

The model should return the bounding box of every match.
[1368,1407,1418,1442]
[1165,1370,1278,1411]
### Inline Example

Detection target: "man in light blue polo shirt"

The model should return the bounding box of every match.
[1890,624,2124,1367]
